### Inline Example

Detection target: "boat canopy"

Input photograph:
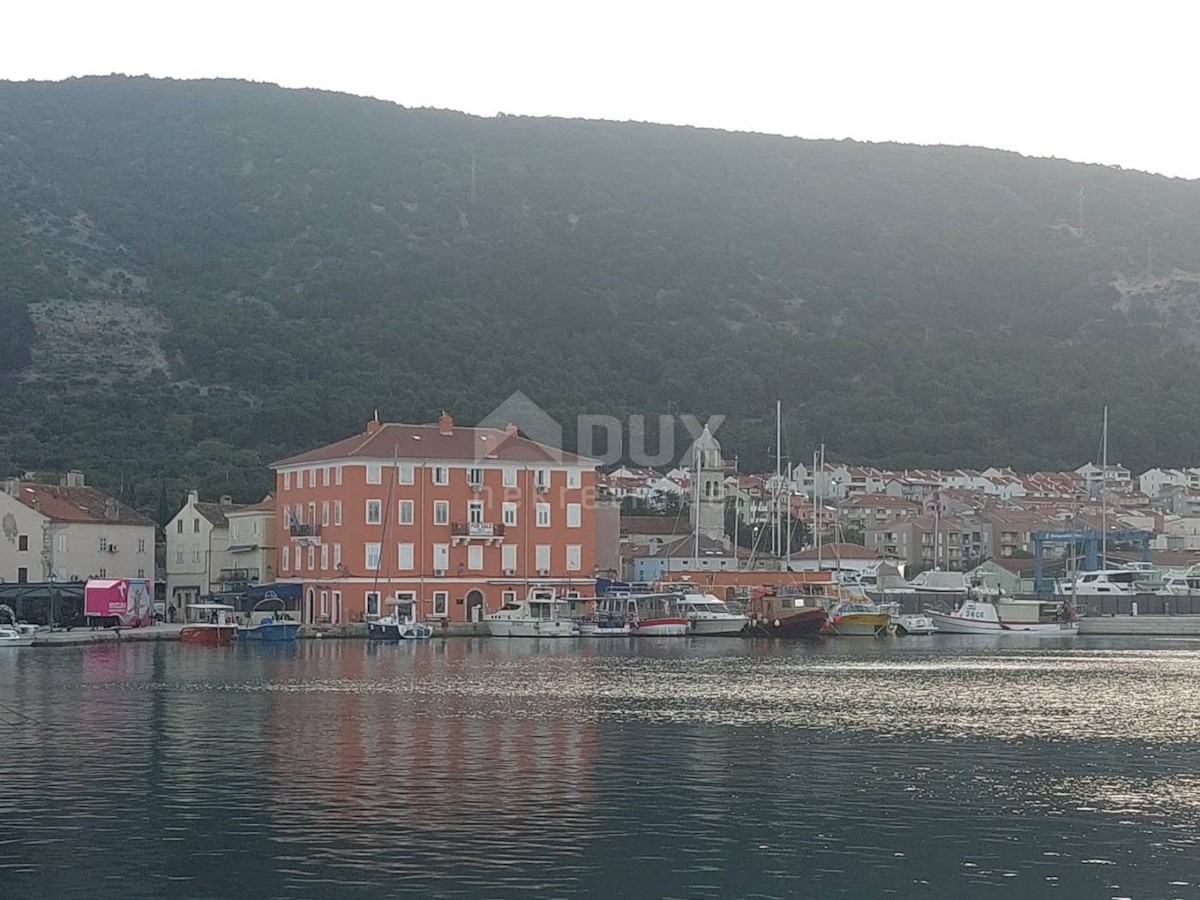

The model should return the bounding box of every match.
[245,583,302,602]
[186,603,235,610]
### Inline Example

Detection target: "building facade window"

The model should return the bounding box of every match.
[503,468,518,487]
[308,468,316,487]
[566,503,581,528]
[193,547,201,563]
[177,520,183,534]
[397,543,414,570]
[333,543,342,569]
[468,545,483,570]
[503,502,518,527]
[320,544,329,570]
[468,501,484,524]
[433,544,449,571]
[335,465,343,486]
[366,500,382,525]
[307,545,315,570]
[17,535,28,551]
[433,591,448,617]
[137,568,145,579]
[334,501,343,526]
[536,503,551,527]
[367,463,382,484]
[566,545,582,571]
[366,591,380,618]
[468,467,484,486]
[535,545,551,571]
[567,470,581,489]
[365,543,381,570]
[57,533,67,552]
[536,469,550,490]
[502,544,518,571]
[282,546,290,571]
[432,466,449,486]
[137,538,147,553]
[398,464,414,485]
[398,500,414,525]
[283,471,291,491]
[434,501,449,525]
[322,501,330,527]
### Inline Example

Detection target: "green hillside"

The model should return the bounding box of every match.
[3,75,1200,513]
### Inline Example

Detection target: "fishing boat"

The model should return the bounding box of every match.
[746,589,827,638]
[180,604,239,646]
[368,597,434,640]
[821,598,892,637]
[624,593,690,636]
[927,597,1078,634]
[670,589,748,635]
[238,596,302,642]
[486,587,578,637]
[577,611,632,636]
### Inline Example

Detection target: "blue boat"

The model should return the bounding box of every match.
[239,596,301,642]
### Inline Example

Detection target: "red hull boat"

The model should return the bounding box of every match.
[179,625,237,646]
[748,606,826,638]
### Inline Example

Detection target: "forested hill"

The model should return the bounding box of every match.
[3,75,1200,512]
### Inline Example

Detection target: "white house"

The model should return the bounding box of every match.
[0,472,155,583]
[223,495,277,592]
[165,491,245,615]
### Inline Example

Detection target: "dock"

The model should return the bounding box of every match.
[1078,615,1200,636]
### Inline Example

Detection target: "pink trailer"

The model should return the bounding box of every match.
[85,579,154,627]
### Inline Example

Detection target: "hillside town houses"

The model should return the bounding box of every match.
[15,412,1200,623]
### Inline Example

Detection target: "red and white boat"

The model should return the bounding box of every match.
[180,604,239,646]
[618,593,690,636]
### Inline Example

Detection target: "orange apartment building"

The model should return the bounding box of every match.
[270,413,599,624]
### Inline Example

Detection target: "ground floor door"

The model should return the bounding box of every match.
[465,589,484,622]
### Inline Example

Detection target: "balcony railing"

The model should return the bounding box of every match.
[451,522,506,539]
[289,523,321,538]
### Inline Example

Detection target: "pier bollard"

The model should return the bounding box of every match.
[1131,600,1138,617]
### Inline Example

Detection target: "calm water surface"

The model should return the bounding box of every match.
[2,636,1200,899]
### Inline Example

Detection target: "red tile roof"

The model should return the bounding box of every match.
[12,483,153,526]
[272,421,598,467]
[790,542,882,561]
[227,494,275,515]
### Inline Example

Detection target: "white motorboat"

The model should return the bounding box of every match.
[485,587,578,638]
[928,598,1077,634]
[1158,564,1200,596]
[890,611,938,635]
[1059,566,1164,597]
[672,591,748,636]
[0,626,35,648]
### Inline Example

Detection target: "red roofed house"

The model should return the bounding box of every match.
[270,412,600,625]
[0,471,155,584]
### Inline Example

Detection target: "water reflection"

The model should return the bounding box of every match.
[1,638,1199,898]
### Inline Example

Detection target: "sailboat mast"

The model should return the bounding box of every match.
[692,438,701,568]
[817,443,825,570]
[774,400,782,562]
[1100,405,1108,569]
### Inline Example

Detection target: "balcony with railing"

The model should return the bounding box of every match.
[219,567,260,591]
[451,522,506,544]
[289,522,322,543]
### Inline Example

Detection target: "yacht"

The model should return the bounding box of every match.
[670,590,748,636]
[1057,568,1157,597]
[1160,565,1200,596]
[485,587,578,638]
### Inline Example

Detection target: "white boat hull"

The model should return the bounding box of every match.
[892,614,938,635]
[486,619,577,638]
[631,619,689,637]
[0,636,35,647]
[928,611,1079,634]
[688,615,748,636]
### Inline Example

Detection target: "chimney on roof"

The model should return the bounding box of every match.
[220,495,233,509]
[2,478,18,497]
[438,411,453,435]
[104,497,119,521]
[505,422,518,437]
[62,470,85,488]
[367,409,381,434]
[188,489,199,505]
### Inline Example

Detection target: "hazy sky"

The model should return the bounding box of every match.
[6,0,1198,179]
